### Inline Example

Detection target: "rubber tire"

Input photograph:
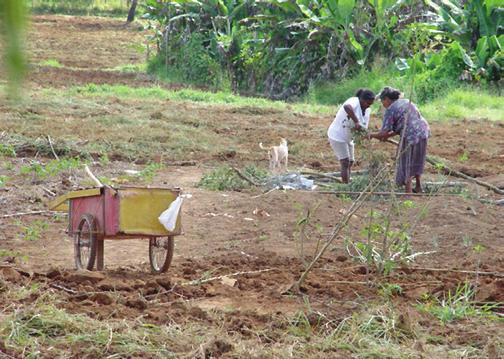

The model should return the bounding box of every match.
[74,214,97,270]
[149,236,174,274]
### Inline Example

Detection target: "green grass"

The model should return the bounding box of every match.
[28,0,130,17]
[417,282,500,323]
[67,83,337,115]
[420,88,504,122]
[39,59,63,68]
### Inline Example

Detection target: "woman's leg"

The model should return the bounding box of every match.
[414,175,422,193]
[340,158,350,184]
[329,139,351,183]
[405,177,413,193]
[348,142,355,182]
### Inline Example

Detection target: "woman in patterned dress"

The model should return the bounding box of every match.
[369,87,430,193]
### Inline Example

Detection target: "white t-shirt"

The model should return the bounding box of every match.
[327,97,370,143]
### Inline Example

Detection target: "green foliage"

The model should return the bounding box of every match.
[420,88,504,121]
[20,158,82,180]
[198,165,267,191]
[149,33,225,88]
[379,283,403,299]
[16,220,48,242]
[39,59,63,68]
[0,175,8,188]
[0,143,16,157]
[425,0,504,83]
[418,282,498,323]
[70,83,336,115]
[144,0,428,98]
[138,162,163,183]
[347,209,414,275]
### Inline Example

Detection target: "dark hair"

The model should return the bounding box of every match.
[379,86,401,101]
[355,88,375,101]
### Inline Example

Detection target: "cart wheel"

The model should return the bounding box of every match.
[74,214,98,270]
[149,236,174,274]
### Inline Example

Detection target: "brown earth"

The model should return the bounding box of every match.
[0,14,503,358]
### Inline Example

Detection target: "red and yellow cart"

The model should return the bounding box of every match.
[49,186,182,273]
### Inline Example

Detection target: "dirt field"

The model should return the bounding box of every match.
[0,15,503,358]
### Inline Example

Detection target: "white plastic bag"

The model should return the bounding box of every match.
[158,194,191,231]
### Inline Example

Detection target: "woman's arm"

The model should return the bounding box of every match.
[369,130,397,141]
[343,104,362,130]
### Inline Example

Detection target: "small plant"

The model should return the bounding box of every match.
[294,201,324,267]
[418,282,497,323]
[17,220,49,242]
[39,59,63,68]
[347,210,414,275]
[138,162,163,183]
[0,144,16,157]
[379,283,403,299]
[20,158,82,180]
[0,175,8,188]
[458,150,469,162]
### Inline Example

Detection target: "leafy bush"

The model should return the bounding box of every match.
[148,33,226,88]
[198,165,267,191]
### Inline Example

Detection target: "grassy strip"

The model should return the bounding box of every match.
[420,89,504,122]
[28,0,129,17]
[64,83,503,121]
[65,83,337,115]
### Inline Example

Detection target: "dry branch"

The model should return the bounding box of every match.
[314,190,455,197]
[231,166,261,186]
[47,135,59,161]
[300,171,342,183]
[84,165,103,187]
[404,267,504,278]
[1,210,54,218]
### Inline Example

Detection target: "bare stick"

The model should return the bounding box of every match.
[84,165,103,187]
[403,267,504,278]
[231,166,260,186]
[47,135,59,161]
[50,283,78,294]
[42,186,56,197]
[1,210,53,218]
[300,171,342,183]
[314,190,454,197]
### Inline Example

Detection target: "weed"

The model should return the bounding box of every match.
[458,150,470,162]
[379,283,403,299]
[20,158,82,180]
[138,163,163,183]
[0,143,16,157]
[16,220,49,242]
[198,165,267,191]
[0,175,8,188]
[39,59,63,68]
[418,282,498,323]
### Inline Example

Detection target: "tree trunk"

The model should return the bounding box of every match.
[126,0,138,23]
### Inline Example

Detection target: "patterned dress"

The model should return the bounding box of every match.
[381,99,430,186]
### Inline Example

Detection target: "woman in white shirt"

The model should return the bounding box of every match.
[327,88,375,183]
